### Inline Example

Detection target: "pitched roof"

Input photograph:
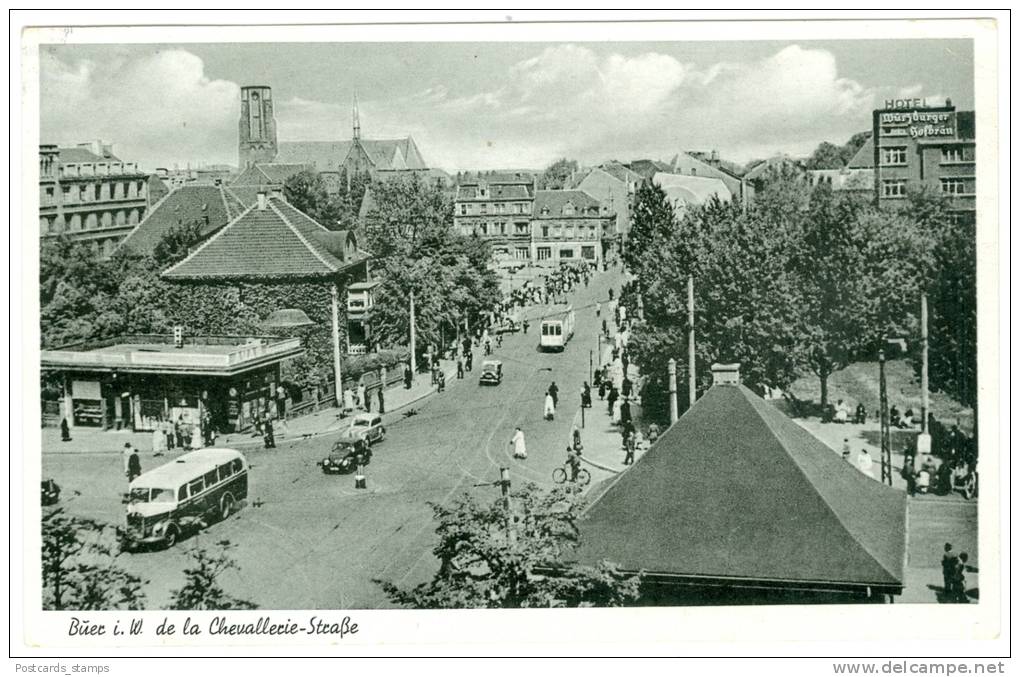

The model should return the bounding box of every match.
[600,162,644,184]
[232,163,309,187]
[533,189,604,217]
[358,137,429,170]
[116,185,251,256]
[626,159,673,180]
[58,146,120,163]
[846,136,875,169]
[162,196,368,281]
[275,137,429,173]
[653,172,732,207]
[575,383,907,591]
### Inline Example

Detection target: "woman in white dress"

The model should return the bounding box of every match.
[510,427,527,459]
[856,449,875,478]
[544,392,556,420]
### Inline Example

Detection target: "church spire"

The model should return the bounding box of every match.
[352,92,361,141]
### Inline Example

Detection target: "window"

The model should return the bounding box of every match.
[459,204,467,215]
[515,247,530,260]
[232,459,243,474]
[881,179,907,198]
[881,126,908,137]
[881,147,908,165]
[500,222,507,235]
[178,486,188,501]
[204,470,218,487]
[515,223,528,235]
[45,187,54,198]
[940,178,966,195]
[541,225,549,238]
[537,247,551,261]
[480,203,488,214]
[942,147,965,163]
[559,248,575,259]
[562,203,575,216]
[542,324,550,336]
[188,478,205,496]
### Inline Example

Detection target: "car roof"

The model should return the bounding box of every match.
[351,413,377,422]
[130,448,246,489]
[482,360,502,367]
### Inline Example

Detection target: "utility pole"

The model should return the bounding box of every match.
[409,289,417,377]
[499,467,515,544]
[687,274,696,409]
[668,358,679,424]
[330,283,344,407]
[879,349,891,485]
[921,293,930,431]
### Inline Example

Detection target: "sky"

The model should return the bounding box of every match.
[39,39,974,172]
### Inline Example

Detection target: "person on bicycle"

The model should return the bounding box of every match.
[566,445,582,482]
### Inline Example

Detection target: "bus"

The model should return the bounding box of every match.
[539,304,575,352]
[121,448,248,549]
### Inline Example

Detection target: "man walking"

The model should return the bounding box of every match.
[127,447,142,483]
[522,319,529,334]
[123,443,138,482]
[263,417,276,449]
[377,387,386,414]
[548,381,559,409]
[607,384,619,416]
[404,362,413,390]
[941,543,958,598]
[456,355,464,379]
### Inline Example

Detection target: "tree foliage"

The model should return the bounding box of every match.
[166,540,258,610]
[804,131,872,170]
[621,180,676,276]
[539,158,580,190]
[42,509,147,610]
[377,483,641,608]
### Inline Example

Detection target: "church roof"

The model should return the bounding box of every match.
[162,195,369,281]
[116,184,251,256]
[231,163,309,187]
[274,137,429,173]
[575,381,907,592]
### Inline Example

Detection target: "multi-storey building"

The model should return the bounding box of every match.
[453,173,536,261]
[39,141,155,255]
[872,98,975,223]
[530,189,613,266]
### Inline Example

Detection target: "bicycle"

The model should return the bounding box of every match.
[552,463,590,486]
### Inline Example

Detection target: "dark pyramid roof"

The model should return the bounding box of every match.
[575,383,906,591]
[117,184,250,256]
[162,195,368,281]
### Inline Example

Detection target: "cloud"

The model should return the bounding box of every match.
[40,48,239,169]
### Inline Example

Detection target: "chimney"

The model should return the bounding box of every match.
[257,191,268,210]
[710,363,740,387]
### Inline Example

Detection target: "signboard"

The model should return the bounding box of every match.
[71,379,101,399]
[879,110,956,139]
[916,433,932,456]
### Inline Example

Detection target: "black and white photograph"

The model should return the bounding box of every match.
[11,11,1006,660]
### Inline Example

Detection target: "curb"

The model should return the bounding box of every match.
[580,454,622,474]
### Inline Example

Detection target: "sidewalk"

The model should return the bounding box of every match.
[42,359,458,455]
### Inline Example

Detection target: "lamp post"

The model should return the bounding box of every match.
[879,349,891,485]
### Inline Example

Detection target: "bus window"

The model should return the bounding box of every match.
[178,485,188,501]
[204,470,218,487]
[554,325,562,336]
[218,464,233,482]
[188,478,204,496]
[232,459,243,474]
[542,325,549,336]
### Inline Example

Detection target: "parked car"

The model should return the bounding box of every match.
[348,413,386,445]
[319,436,371,474]
[41,479,61,506]
[479,359,503,386]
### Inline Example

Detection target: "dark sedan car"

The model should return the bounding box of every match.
[319,436,371,474]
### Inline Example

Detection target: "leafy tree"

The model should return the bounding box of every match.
[283,169,343,227]
[622,181,676,276]
[804,131,872,170]
[377,484,641,608]
[539,158,579,190]
[42,509,147,610]
[152,218,205,264]
[166,540,258,610]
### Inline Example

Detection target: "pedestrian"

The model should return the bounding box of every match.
[510,426,527,459]
[841,438,851,459]
[192,420,203,449]
[856,448,874,478]
[404,362,413,389]
[548,381,559,408]
[522,319,529,334]
[607,384,619,416]
[621,352,629,378]
[263,416,276,449]
[572,426,583,453]
[152,426,166,457]
[621,376,633,399]
[595,301,601,318]
[901,455,917,496]
[566,445,581,482]
[598,378,607,401]
[364,387,373,413]
[175,415,185,448]
[163,418,175,450]
[377,387,386,414]
[601,318,608,336]
[544,391,556,421]
[620,398,632,427]
[462,337,472,357]
[465,351,473,372]
[940,543,958,598]
[952,552,971,603]
[276,384,288,420]
[343,386,356,414]
[127,447,142,483]
[647,422,661,443]
[357,381,367,411]
[123,443,136,481]
[438,370,446,393]
[457,356,464,379]
[623,430,636,466]
[59,418,71,442]
[581,382,592,408]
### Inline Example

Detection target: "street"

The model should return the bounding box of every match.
[42,267,620,609]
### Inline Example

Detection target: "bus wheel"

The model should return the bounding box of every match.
[163,524,179,549]
[220,493,236,520]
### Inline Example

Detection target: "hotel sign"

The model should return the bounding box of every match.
[880,109,956,139]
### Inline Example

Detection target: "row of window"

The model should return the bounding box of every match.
[457,202,530,216]
[880,178,971,198]
[41,180,147,206]
[40,207,143,234]
[535,246,598,261]
[879,146,970,166]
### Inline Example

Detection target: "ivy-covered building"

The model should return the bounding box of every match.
[162,191,374,407]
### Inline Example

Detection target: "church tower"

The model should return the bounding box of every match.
[238,85,278,169]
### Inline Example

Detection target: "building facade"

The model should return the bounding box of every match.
[530,190,612,265]
[39,141,154,255]
[872,98,975,222]
[453,173,536,260]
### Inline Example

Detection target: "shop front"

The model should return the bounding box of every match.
[42,334,303,432]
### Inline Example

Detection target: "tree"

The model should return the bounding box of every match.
[166,540,258,610]
[283,169,343,227]
[804,131,872,170]
[622,181,676,276]
[539,158,579,190]
[376,484,641,608]
[152,218,205,264]
[42,509,147,610]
